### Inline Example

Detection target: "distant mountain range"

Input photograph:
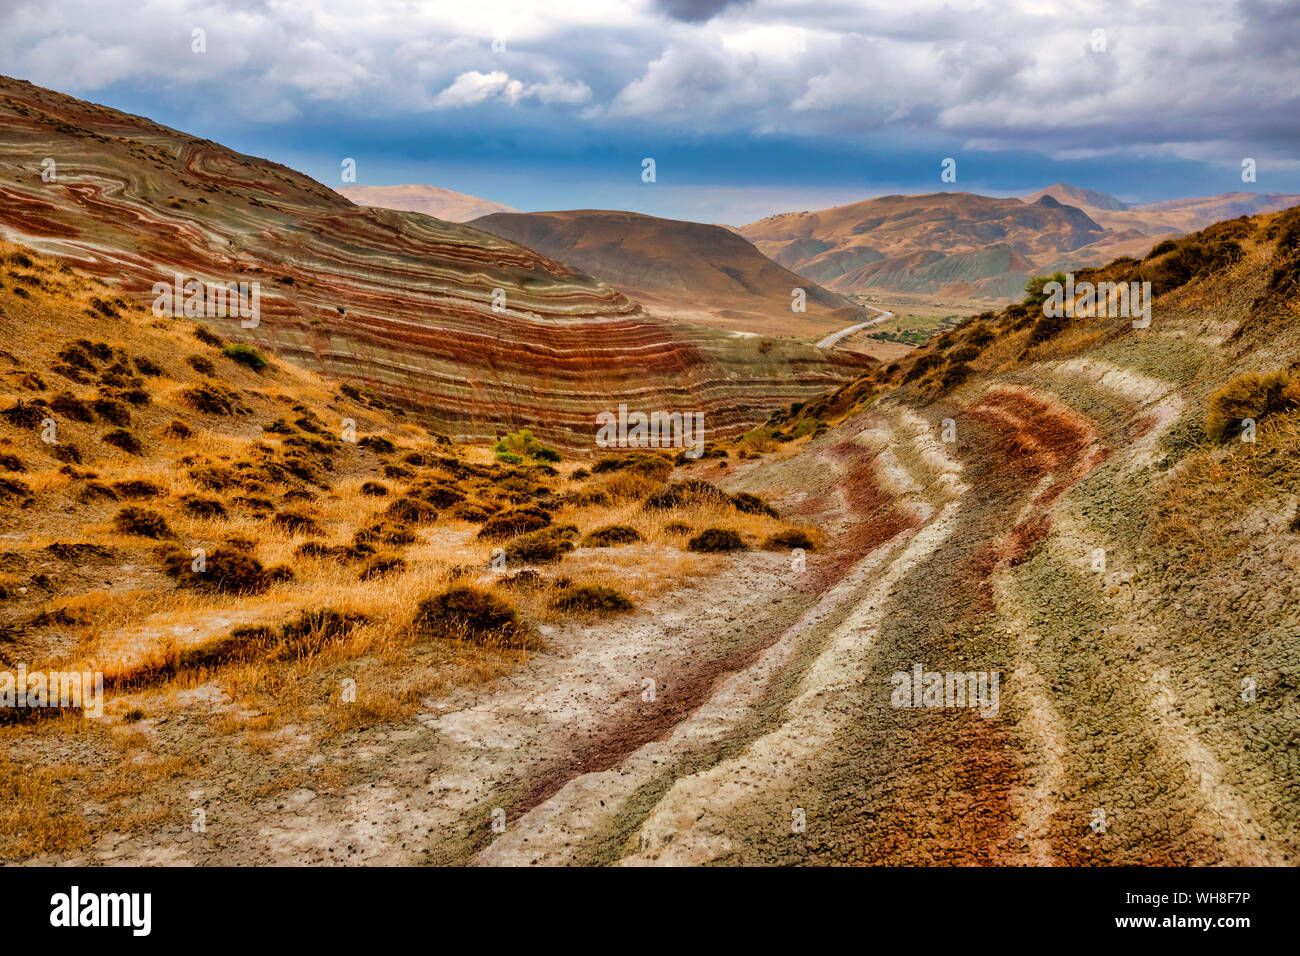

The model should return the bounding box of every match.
[343,180,1300,309]
[740,185,1300,301]
[471,209,865,336]
[339,184,518,222]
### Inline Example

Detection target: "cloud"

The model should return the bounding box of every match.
[0,0,1295,201]
[434,70,591,109]
[650,0,754,23]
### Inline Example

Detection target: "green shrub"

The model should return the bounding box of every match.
[494,428,561,464]
[221,343,269,371]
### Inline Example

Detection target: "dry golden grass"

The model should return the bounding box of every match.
[1148,411,1300,565]
[0,241,823,858]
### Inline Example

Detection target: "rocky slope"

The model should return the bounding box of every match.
[0,76,869,448]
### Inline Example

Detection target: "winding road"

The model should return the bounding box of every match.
[815,306,895,349]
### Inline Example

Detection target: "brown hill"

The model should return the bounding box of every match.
[1023,183,1300,237]
[338,184,518,222]
[0,76,869,448]
[470,209,866,336]
[740,191,1107,300]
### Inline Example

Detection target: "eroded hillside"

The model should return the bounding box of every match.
[2,196,1296,866]
[0,76,869,448]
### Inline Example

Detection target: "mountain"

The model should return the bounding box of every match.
[1021,184,1300,237]
[1023,182,1129,211]
[0,76,869,446]
[338,184,518,222]
[740,191,1107,300]
[470,209,866,336]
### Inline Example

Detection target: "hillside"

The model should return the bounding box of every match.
[0,240,818,860]
[0,76,869,448]
[338,184,518,223]
[742,187,1300,305]
[471,209,866,337]
[6,203,1298,865]
[740,191,1108,300]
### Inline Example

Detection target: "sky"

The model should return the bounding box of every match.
[1,0,1297,224]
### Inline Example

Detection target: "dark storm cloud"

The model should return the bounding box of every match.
[651,0,755,23]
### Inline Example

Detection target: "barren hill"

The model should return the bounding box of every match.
[0,76,869,448]
[338,184,518,223]
[740,191,1107,300]
[1023,183,1300,237]
[471,209,866,337]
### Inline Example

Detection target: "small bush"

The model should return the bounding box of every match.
[550,584,634,613]
[450,501,494,523]
[193,326,224,348]
[494,428,562,464]
[114,506,171,538]
[359,481,389,497]
[111,479,163,498]
[1205,371,1300,442]
[0,476,34,504]
[271,509,322,536]
[507,526,576,564]
[643,479,730,511]
[102,428,143,455]
[134,356,164,377]
[360,553,406,579]
[731,492,777,517]
[412,585,524,646]
[187,355,216,375]
[162,420,193,440]
[50,391,94,422]
[222,343,269,372]
[382,496,438,527]
[478,505,551,540]
[178,494,226,518]
[92,397,131,426]
[161,543,292,594]
[582,525,643,547]
[687,528,747,553]
[763,528,815,551]
[182,381,247,416]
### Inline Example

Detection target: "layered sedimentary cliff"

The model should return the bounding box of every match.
[0,76,869,447]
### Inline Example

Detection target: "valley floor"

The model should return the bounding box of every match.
[32,340,1297,865]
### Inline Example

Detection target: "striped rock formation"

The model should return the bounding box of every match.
[0,76,870,447]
